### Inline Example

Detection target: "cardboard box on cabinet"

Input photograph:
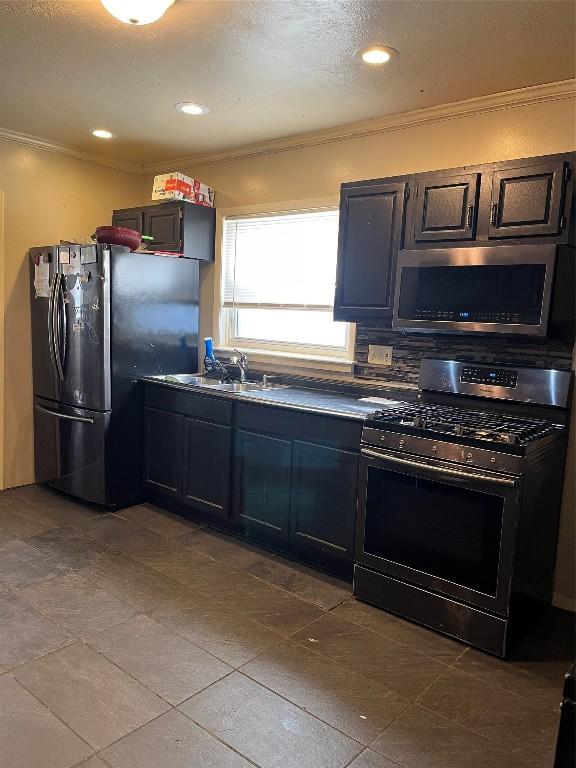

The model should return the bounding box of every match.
[152,172,215,206]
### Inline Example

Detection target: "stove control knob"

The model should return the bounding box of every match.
[399,439,405,448]
[466,452,473,463]
[432,445,437,452]
[490,457,496,463]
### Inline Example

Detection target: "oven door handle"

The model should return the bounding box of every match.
[361,449,517,487]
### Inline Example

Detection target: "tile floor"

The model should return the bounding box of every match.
[0,484,572,768]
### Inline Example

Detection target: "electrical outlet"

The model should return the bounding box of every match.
[368,345,393,366]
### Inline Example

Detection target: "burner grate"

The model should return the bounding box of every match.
[369,403,559,445]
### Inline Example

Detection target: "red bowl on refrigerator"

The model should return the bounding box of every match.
[94,226,141,251]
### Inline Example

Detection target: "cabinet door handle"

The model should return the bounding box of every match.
[466,205,474,228]
[490,202,498,226]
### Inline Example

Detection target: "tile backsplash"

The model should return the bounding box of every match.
[355,322,574,386]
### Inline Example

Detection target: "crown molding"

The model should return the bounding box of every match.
[1,79,574,176]
[143,78,576,174]
[0,127,144,174]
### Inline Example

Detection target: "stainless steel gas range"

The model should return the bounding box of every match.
[354,359,572,657]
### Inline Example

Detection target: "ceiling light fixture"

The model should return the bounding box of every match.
[100,0,175,25]
[175,102,210,116]
[91,129,115,139]
[359,45,399,65]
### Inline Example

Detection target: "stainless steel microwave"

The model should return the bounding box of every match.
[392,244,557,336]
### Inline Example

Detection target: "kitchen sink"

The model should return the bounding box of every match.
[158,374,287,392]
[215,381,286,392]
[162,375,223,387]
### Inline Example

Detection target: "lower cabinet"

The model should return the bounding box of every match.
[143,385,360,570]
[290,440,358,560]
[233,430,292,541]
[143,407,183,499]
[232,430,359,563]
[143,398,232,522]
[183,417,231,519]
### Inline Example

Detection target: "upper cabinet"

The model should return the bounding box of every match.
[335,153,574,321]
[334,179,408,321]
[112,202,215,261]
[144,204,183,251]
[411,171,480,243]
[112,209,142,233]
[487,159,568,239]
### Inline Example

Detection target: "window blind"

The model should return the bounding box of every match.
[222,209,339,310]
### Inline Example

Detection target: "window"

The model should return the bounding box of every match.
[220,209,353,360]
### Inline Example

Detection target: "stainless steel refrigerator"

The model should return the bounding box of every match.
[30,243,199,508]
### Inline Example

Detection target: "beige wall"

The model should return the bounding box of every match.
[169,95,576,609]
[0,142,147,489]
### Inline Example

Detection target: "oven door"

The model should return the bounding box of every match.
[356,447,522,615]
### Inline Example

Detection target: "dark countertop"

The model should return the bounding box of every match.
[143,374,416,421]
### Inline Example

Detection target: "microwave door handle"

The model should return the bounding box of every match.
[362,449,517,487]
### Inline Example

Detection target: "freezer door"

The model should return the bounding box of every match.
[58,245,111,411]
[34,397,109,505]
[30,246,60,402]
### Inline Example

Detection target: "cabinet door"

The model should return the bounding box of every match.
[290,441,358,561]
[488,160,567,238]
[334,181,407,321]
[143,205,182,251]
[233,430,292,541]
[143,407,183,498]
[412,172,479,242]
[183,417,231,519]
[113,210,143,233]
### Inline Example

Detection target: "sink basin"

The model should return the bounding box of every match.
[215,381,286,392]
[157,374,287,392]
[162,374,223,387]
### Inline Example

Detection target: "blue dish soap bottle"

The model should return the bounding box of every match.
[204,337,217,373]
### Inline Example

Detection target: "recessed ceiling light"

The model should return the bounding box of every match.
[91,129,115,139]
[100,0,175,25]
[359,46,399,65]
[175,102,210,116]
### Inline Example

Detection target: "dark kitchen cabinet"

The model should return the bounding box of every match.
[143,384,361,572]
[143,407,183,499]
[487,159,568,239]
[290,440,358,560]
[410,171,480,243]
[113,210,142,232]
[233,430,292,542]
[144,204,182,251]
[183,417,231,519]
[334,179,408,321]
[112,202,215,260]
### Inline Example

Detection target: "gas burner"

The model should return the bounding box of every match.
[367,402,560,448]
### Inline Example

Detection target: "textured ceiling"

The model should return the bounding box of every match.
[0,0,574,164]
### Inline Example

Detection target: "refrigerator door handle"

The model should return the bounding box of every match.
[52,273,65,380]
[57,273,67,375]
[35,404,95,424]
[47,271,60,380]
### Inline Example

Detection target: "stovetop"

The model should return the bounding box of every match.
[364,402,563,448]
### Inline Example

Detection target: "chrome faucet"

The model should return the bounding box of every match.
[232,349,248,383]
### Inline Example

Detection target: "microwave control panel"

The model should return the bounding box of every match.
[460,366,518,388]
[412,310,521,323]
